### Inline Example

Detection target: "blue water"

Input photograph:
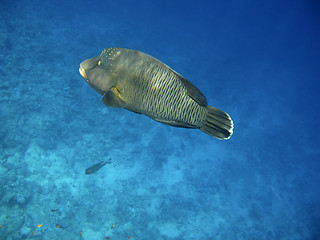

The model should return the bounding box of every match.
[1,0,319,239]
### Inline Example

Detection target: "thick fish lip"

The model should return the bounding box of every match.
[79,66,88,79]
[79,56,100,80]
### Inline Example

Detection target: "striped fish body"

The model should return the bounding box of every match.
[79,48,233,139]
[112,48,208,128]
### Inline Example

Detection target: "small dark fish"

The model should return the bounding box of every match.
[51,209,59,212]
[56,224,63,228]
[85,159,111,175]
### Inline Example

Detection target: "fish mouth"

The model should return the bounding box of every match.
[79,66,88,79]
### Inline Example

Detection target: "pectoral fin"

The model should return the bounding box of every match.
[102,87,127,108]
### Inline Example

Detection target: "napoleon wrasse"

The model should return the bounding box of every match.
[79,48,233,139]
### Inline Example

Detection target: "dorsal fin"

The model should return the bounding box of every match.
[174,72,208,106]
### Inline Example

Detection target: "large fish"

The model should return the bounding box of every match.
[79,48,233,139]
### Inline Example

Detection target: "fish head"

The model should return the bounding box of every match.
[79,49,118,95]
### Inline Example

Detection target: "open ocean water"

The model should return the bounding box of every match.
[1,0,319,239]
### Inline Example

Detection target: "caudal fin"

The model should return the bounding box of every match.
[200,106,233,140]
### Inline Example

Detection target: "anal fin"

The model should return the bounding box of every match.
[153,117,197,129]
